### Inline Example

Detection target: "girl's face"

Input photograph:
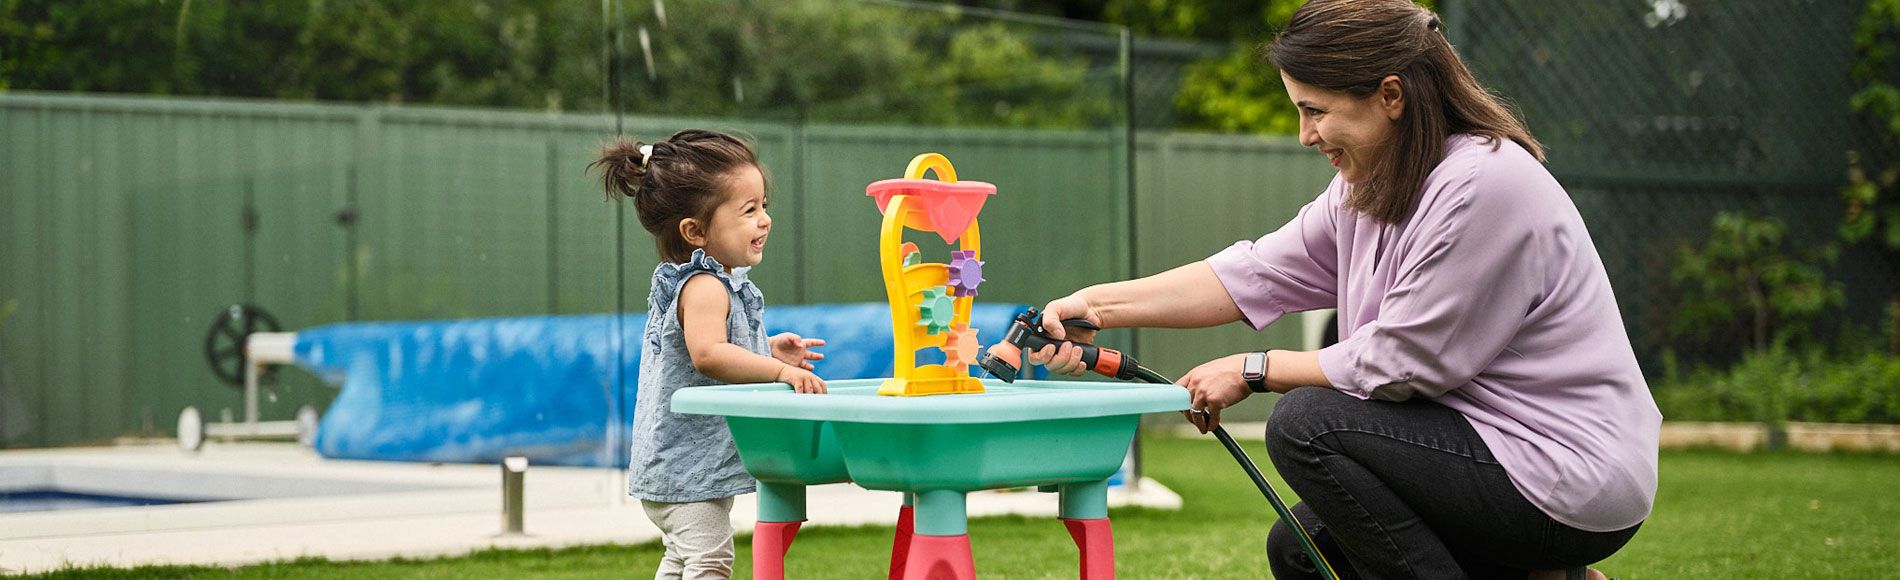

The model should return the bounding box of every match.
[1282,72,1403,184]
[694,165,772,272]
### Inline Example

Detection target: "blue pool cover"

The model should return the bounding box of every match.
[292,304,1042,467]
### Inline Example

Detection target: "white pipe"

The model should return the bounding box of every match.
[246,332,298,365]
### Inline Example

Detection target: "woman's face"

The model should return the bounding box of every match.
[1282,72,1403,184]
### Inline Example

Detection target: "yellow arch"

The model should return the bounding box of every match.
[905,153,958,183]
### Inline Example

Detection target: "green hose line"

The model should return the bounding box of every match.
[1128,364,1342,580]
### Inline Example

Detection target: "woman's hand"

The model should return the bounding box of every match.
[769,332,825,370]
[775,365,828,394]
[1026,294,1102,376]
[1176,352,1255,433]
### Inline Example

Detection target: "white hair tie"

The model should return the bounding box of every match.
[638,144,654,167]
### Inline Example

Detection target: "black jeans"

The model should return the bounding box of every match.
[1262,388,1640,580]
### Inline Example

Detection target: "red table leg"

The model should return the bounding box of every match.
[1062,518,1114,580]
[901,533,976,580]
[889,505,915,580]
[752,521,802,580]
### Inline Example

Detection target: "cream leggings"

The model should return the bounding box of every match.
[640,497,737,580]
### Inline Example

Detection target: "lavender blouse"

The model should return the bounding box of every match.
[1207,134,1660,532]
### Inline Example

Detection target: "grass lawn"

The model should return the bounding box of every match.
[21,434,1900,579]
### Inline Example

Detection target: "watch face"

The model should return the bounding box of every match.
[1243,352,1266,378]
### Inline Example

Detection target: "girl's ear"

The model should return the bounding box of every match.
[679,217,707,247]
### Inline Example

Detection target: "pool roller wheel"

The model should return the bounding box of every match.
[179,304,318,452]
[204,304,281,388]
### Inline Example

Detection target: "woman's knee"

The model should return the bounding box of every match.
[1266,517,1301,560]
[1266,514,1332,580]
[1265,388,1344,455]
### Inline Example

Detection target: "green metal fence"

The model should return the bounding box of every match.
[0,91,1340,447]
[2,92,1209,447]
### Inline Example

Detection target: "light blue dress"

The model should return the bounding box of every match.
[627,249,764,502]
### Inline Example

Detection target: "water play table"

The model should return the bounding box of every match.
[672,378,1188,580]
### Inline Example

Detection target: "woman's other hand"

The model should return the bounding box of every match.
[1027,294,1102,376]
[1176,352,1254,433]
[769,332,825,370]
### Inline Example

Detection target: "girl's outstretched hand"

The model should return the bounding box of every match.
[769,332,826,370]
[775,365,828,394]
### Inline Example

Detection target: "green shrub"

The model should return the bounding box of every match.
[1653,344,1900,424]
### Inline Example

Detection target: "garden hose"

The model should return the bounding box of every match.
[1129,365,1342,580]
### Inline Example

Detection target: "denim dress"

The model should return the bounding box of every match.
[627,249,765,502]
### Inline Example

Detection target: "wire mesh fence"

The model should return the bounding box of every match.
[1445,0,1897,369]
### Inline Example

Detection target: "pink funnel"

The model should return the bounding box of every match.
[866,178,996,244]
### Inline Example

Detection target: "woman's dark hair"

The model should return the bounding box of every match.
[588,129,766,264]
[1269,0,1542,224]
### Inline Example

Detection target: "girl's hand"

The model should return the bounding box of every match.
[769,332,826,370]
[1176,352,1254,433]
[1026,294,1101,376]
[775,365,828,394]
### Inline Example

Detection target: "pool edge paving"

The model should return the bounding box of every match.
[0,442,1179,575]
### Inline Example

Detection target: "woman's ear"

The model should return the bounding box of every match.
[679,218,707,247]
[1379,75,1405,121]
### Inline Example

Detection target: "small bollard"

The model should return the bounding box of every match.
[500,456,528,536]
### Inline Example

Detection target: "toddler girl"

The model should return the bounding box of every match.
[591,129,827,580]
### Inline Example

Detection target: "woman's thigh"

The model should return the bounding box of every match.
[1264,388,1591,571]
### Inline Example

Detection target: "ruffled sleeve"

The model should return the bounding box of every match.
[648,249,737,311]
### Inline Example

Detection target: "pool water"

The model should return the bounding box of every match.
[0,490,214,513]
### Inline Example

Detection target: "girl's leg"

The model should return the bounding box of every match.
[642,497,738,580]
[1262,388,1637,580]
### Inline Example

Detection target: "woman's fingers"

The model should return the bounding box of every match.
[1028,343,1057,365]
[1057,341,1087,376]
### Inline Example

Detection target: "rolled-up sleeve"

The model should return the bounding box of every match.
[1317,166,1547,402]
[1206,186,1342,331]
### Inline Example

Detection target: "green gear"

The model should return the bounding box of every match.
[903,251,923,267]
[916,286,957,335]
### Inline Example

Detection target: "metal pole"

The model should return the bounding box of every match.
[501,456,528,536]
[243,357,260,425]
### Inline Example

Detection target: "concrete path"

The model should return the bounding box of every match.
[0,441,1179,574]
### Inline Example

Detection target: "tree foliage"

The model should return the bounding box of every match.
[1669,213,1844,354]
[950,0,1321,133]
[1113,0,1429,135]
[1,0,604,109]
[631,1,1115,127]
[0,0,1117,128]
[1844,0,1900,355]
[1847,0,1900,252]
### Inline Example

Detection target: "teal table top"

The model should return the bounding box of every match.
[672,378,1188,423]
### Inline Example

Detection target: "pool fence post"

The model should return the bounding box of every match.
[501,456,528,536]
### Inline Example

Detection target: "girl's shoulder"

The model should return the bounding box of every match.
[650,249,740,307]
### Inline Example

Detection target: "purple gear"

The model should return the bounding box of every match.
[947,250,985,297]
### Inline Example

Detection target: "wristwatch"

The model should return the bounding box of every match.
[1242,351,1269,393]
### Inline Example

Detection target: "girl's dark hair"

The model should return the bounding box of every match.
[1269,0,1542,224]
[588,129,765,263]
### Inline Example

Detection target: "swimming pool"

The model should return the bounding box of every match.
[0,462,442,515]
[0,490,216,513]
